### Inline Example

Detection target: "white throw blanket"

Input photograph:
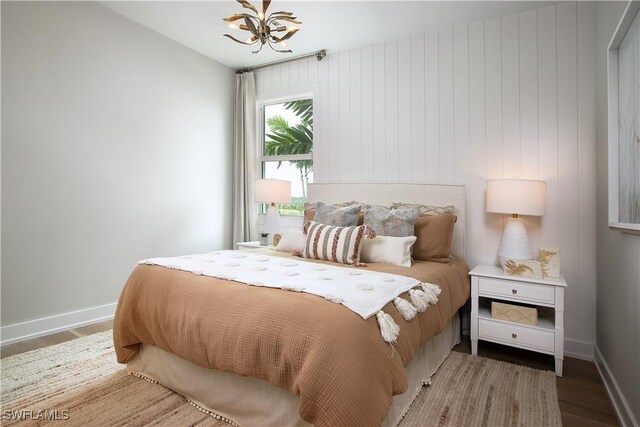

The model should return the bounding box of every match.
[139,250,440,343]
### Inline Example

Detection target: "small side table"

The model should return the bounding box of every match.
[469,265,567,376]
[236,241,275,251]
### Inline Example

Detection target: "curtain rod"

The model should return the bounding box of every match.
[236,49,326,74]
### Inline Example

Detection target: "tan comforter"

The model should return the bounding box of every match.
[113,253,470,427]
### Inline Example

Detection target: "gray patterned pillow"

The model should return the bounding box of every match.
[389,203,455,216]
[313,202,361,227]
[364,206,421,237]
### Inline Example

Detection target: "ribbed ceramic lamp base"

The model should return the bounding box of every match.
[497,217,533,264]
[263,203,282,236]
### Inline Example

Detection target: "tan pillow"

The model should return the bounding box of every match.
[304,206,316,225]
[412,214,457,262]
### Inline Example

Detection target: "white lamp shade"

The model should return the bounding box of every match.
[255,179,291,204]
[486,179,546,216]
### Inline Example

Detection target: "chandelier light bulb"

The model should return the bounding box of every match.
[228,23,239,30]
[280,41,288,48]
[258,11,264,20]
[287,26,298,32]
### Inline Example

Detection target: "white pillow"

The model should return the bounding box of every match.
[275,230,307,253]
[360,235,417,267]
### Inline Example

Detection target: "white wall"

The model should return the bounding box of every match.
[1,2,234,334]
[256,2,597,358]
[595,3,640,426]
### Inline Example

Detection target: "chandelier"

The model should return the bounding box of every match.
[223,0,301,54]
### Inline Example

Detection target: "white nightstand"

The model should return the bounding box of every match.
[469,265,567,377]
[236,241,275,251]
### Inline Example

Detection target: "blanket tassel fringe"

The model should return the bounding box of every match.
[393,297,418,321]
[409,289,429,312]
[422,282,442,297]
[421,287,439,306]
[376,310,400,344]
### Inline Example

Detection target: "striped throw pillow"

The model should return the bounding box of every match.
[302,221,374,265]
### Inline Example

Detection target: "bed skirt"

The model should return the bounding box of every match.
[127,314,460,427]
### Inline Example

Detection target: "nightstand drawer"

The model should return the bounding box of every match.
[478,277,555,305]
[478,319,555,353]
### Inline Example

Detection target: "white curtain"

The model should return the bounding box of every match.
[232,72,257,246]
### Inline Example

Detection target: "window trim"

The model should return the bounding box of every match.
[606,1,640,233]
[261,154,312,162]
[256,86,317,218]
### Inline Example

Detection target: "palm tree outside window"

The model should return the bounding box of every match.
[261,98,313,216]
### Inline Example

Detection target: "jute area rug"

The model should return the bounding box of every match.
[1,331,562,426]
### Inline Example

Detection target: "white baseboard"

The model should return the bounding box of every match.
[1,302,117,346]
[564,337,594,361]
[594,346,638,427]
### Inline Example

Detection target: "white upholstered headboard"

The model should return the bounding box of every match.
[307,183,467,260]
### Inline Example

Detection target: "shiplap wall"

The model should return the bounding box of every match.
[256,2,596,357]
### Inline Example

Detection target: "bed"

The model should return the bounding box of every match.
[113,183,470,427]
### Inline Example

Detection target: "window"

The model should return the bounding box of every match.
[260,98,313,216]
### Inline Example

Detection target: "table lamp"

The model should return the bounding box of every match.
[486,179,546,264]
[255,179,291,236]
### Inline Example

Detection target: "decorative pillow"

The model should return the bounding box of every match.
[302,221,373,265]
[303,201,369,227]
[303,206,316,225]
[360,235,417,267]
[412,214,457,262]
[275,230,307,253]
[390,203,455,216]
[364,206,420,237]
[313,202,362,227]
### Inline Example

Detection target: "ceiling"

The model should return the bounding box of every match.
[100,1,561,70]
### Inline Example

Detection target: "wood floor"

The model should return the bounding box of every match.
[1,320,114,359]
[1,321,619,427]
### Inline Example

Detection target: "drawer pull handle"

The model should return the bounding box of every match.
[512,333,517,339]
[512,289,518,294]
